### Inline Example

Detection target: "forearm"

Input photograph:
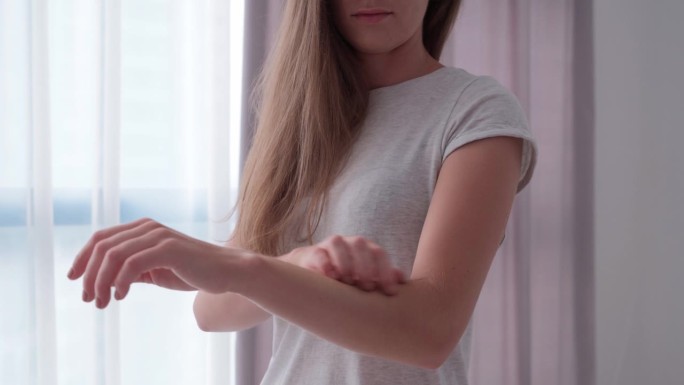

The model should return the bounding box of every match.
[193,290,270,332]
[193,254,296,332]
[236,254,465,369]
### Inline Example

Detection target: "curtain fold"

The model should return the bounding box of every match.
[93,1,122,384]
[441,0,595,384]
[28,0,57,384]
[205,2,243,384]
[235,1,283,384]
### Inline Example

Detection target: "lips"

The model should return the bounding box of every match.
[352,8,393,23]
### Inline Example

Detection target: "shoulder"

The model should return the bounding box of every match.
[420,68,524,122]
[437,69,537,193]
[448,70,523,115]
[442,69,529,133]
[428,67,512,98]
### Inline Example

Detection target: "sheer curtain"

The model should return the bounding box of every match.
[237,1,596,384]
[1,1,244,384]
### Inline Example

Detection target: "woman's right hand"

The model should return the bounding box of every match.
[281,235,406,296]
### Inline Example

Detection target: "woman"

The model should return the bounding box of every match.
[68,0,538,383]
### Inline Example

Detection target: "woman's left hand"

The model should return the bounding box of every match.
[67,217,249,309]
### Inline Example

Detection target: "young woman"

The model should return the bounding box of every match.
[68,0,538,383]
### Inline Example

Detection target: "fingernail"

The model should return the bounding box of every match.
[82,290,90,302]
[67,268,74,279]
[95,297,103,308]
[114,290,123,301]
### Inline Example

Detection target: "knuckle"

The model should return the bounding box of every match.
[312,248,328,261]
[92,229,108,242]
[158,238,177,250]
[92,241,110,257]
[103,248,122,263]
[350,236,366,247]
[121,257,140,274]
[149,226,169,239]
[304,257,325,272]
[367,249,381,262]
[142,219,163,230]
[328,235,345,246]
[370,244,386,257]
[350,238,370,254]
[312,245,326,254]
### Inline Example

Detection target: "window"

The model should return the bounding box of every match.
[0,1,244,384]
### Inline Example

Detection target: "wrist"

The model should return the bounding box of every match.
[277,249,297,265]
[219,247,267,295]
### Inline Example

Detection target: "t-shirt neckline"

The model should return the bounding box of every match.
[368,66,452,96]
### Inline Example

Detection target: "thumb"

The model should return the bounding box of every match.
[134,271,154,284]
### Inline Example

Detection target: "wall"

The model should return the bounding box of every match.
[594,0,684,384]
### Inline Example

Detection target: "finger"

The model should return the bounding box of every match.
[113,240,177,300]
[94,226,172,308]
[136,271,155,284]
[324,265,340,280]
[301,247,332,275]
[82,220,162,303]
[347,237,377,291]
[136,269,196,291]
[324,235,354,284]
[369,245,399,296]
[68,217,151,280]
[394,268,407,284]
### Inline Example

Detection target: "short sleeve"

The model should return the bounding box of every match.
[441,75,538,193]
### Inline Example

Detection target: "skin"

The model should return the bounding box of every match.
[330,0,443,89]
[67,0,525,369]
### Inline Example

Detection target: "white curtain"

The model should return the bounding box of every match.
[0,1,244,384]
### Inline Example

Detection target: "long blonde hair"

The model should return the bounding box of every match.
[230,0,462,256]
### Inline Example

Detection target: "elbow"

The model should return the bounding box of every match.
[193,292,215,332]
[424,350,451,370]
[412,324,465,370]
[195,317,213,333]
[414,343,451,370]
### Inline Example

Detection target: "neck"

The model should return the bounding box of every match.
[355,32,443,90]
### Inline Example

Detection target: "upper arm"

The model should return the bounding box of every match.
[411,135,523,350]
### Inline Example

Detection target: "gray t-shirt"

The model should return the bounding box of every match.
[259,66,538,385]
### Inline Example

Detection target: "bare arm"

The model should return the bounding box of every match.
[68,136,520,368]
[193,239,281,332]
[227,137,524,369]
[194,237,404,332]
[194,251,309,332]
[193,289,272,332]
